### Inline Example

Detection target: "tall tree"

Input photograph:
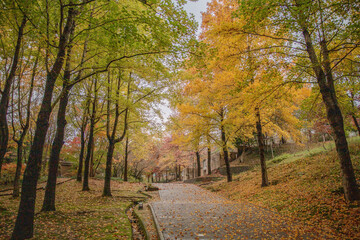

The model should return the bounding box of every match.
[76,95,90,182]
[11,6,77,239]
[11,45,39,198]
[0,15,27,176]
[82,77,98,191]
[103,70,129,196]
[41,24,76,211]
[235,0,360,202]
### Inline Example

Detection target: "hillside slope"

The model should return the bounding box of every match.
[204,141,360,239]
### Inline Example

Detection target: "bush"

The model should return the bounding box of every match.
[0,163,25,185]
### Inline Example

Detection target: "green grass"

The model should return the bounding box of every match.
[267,136,360,166]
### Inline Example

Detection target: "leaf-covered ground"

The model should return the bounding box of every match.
[0,179,145,239]
[204,143,360,239]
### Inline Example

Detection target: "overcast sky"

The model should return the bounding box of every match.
[156,0,211,126]
[183,0,211,34]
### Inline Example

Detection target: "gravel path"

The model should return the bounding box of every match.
[150,183,330,240]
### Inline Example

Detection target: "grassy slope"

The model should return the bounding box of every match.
[0,179,145,239]
[205,139,360,239]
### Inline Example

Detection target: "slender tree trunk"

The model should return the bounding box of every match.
[103,142,115,196]
[12,142,23,198]
[77,124,86,182]
[220,110,232,182]
[352,115,360,136]
[12,46,38,198]
[11,8,75,239]
[124,136,129,182]
[196,151,201,177]
[301,28,360,202]
[89,138,95,177]
[207,147,211,175]
[256,108,269,187]
[103,70,128,195]
[221,132,232,182]
[42,85,71,211]
[73,28,90,183]
[82,116,94,191]
[240,145,246,163]
[349,92,360,136]
[0,16,27,176]
[83,85,96,191]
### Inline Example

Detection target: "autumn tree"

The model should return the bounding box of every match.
[102,70,129,196]
[234,0,360,201]
[0,1,27,176]
[10,46,40,198]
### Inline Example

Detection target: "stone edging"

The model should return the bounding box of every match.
[148,203,164,240]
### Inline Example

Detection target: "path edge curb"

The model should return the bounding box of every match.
[149,203,164,240]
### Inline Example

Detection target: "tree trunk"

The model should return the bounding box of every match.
[77,124,86,181]
[0,16,27,176]
[89,136,95,177]
[12,142,23,198]
[102,70,129,194]
[256,108,269,187]
[11,9,75,239]
[352,115,360,136]
[270,139,274,159]
[124,136,129,182]
[42,24,75,211]
[301,28,360,202]
[42,85,71,211]
[196,151,201,177]
[12,46,37,198]
[82,118,93,191]
[74,31,90,182]
[220,110,232,182]
[240,145,246,163]
[174,165,178,180]
[83,98,95,190]
[207,147,211,175]
[103,142,115,196]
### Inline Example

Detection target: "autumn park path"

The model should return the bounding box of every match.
[150,183,329,240]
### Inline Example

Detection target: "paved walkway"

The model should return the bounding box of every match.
[150,183,329,240]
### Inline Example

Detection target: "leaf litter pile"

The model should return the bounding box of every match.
[0,179,145,239]
[205,143,360,239]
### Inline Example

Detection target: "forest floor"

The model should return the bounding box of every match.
[0,179,146,239]
[201,140,360,239]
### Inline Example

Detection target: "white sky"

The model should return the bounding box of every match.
[183,0,211,34]
[157,0,211,125]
